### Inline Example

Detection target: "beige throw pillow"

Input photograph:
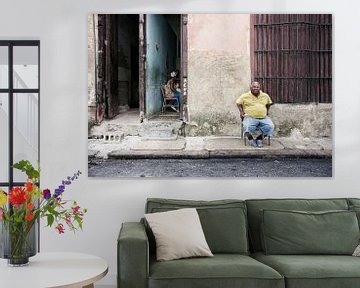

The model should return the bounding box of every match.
[145,208,213,261]
[353,244,360,256]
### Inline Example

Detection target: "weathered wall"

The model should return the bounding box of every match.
[187,14,251,131]
[186,14,332,138]
[87,15,96,123]
[271,103,332,138]
[186,103,332,138]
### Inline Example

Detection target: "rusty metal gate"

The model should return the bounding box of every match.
[251,14,332,103]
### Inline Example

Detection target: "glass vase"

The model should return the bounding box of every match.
[0,220,37,266]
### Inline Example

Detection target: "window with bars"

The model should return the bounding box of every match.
[0,40,40,191]
[251,14,332,104]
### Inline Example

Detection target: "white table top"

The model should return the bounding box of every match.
[0,252,108,288]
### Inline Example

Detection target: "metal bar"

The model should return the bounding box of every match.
[37,41,41,253]
[248,76,332,79]
[12,89,40,93]
[250,15,255,81]
[9,44,13,191]
[0,40,40,46]
[254,22,332,27]
[254,49,332,53]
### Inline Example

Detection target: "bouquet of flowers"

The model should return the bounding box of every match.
[0,160,87,265]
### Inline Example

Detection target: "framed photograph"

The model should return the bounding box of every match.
[88,14,332,177]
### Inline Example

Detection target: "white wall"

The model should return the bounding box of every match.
[1,0,360,286]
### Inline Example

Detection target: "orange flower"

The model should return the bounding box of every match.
[25,182,33,192]
[26,203,34,210]
[24,193,31,200]
[26,214,33,221]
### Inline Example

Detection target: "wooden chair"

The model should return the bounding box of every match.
[160,85,179,112]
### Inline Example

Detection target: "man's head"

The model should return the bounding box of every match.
[250,81,261,96]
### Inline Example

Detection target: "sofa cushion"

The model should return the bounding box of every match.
[252,252,360,288]
[145,208,213,261]
[261,209,359,255]
[149,254,284,288]
[246,198,349,252]
[349,205,360,228]
[146,198,249,254]
[347,198,360,207]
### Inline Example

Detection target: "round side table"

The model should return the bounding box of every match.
[0,252,108,288]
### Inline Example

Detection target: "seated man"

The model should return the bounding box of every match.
[164,70,181,112]
[236,81,274,147]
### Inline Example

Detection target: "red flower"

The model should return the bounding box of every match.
[56,223,65,234]
[9,187,26,205]
[24,193,31,200]
[65,214,71,225]
[72,205,80,214]
[26,203,34,210]
[26,214,33,221]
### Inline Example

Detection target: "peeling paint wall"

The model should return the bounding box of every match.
[87,15,96,123]
[187,14,251,128]
[185,103,332,138]
[270,103,332,138]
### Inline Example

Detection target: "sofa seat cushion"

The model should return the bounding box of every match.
[252,252,360,288]
[149,254,284,288]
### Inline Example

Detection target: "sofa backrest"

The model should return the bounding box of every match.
[145,198,249,254]
[245,198,349,253]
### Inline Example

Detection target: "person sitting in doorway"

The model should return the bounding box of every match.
[164,70,181,112]
[236,81,274,147]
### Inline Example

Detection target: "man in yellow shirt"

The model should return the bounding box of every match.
[236,82,274,147]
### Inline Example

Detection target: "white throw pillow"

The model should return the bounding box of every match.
[145,208,213,261]
[353,244,360,256]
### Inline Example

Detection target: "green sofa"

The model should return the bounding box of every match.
[118,198,360,288]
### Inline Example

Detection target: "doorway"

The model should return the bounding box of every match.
[92,14,187,123]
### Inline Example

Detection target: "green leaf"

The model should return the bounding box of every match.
[47,214,55,227]
[12,160,40,180]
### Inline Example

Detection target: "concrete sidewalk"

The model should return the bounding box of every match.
[88,136,332,159]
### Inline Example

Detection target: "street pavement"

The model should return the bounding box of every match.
[88,157,332,177]
[88,135,332,160]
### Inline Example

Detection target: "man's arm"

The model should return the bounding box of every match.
[266,103,272,115]
[266,94,273,115]
[237,103,245,119]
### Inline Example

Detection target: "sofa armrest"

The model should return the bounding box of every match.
[118,222,149,288]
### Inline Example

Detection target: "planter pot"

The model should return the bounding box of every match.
[0,221,37,266]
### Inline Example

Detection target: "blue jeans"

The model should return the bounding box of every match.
[242,116,274,137]
[174,91,181,107]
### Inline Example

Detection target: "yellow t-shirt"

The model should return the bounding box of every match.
[236,90,272,119]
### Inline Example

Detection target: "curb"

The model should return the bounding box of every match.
[106,149,332,160]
